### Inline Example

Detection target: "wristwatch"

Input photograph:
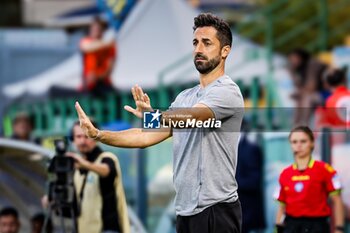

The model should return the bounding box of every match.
[335,226,345,232]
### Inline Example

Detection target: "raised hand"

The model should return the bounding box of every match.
[75,101,99,138]
[124,84,153,119]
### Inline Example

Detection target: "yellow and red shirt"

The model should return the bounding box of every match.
[276,159,341,217]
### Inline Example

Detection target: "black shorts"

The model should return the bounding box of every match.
[284,215,330,233]
[176,200,242,233]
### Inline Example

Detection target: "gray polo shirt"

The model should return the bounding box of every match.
[170,75,244,216]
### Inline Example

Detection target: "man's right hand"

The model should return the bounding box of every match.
[75,102,99,139]
[124,84,153,119]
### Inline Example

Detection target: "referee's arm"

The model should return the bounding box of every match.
[330,193,345,232]
[275,204,285,225]
[275,204,285,233]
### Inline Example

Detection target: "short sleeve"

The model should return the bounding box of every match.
[198,83,243,120]
[168,89,189,110]
[323,163,342,194]
[101,157,117,179]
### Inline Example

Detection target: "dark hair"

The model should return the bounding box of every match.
[326,67,347,87]
[31,213,52,232]
[0,207,19,219]
[12,112,32,126]
[70,120,99,141]
[288,48,310,63]
[91,16,108,30]
[193,13,232,48]
[289,126,314,142]
[31,213,45,222]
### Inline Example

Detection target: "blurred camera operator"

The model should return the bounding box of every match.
[68,120,129,233]
[43,121,129,233]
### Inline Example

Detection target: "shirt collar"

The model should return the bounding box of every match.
[199,74,228,91]
[293,158,315,170]
[85,146,103,162]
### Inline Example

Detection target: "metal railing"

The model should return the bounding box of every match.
[3,78,261,137]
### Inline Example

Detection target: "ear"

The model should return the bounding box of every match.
[221,45,231,59]
[311,143,315,151]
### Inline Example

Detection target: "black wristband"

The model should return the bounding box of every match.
[335,226,345,232]
[275,224,284,233]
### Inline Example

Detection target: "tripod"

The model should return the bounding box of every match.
[45,139,78,233]
[43,200,78,233]
[42,182,79,233]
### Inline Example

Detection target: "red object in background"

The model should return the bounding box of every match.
[315,86,350,130]
[325,86,350,127]
[80,37,116,91]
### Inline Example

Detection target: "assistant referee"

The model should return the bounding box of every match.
[275,126,345,233]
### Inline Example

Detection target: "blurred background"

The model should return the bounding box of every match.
[1,0,350,232]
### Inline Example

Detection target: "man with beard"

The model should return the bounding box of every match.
[67,121,130,233]
[75,13,244,233]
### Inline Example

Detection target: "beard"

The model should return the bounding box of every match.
[194,53,221,74]
[77,144,90,154]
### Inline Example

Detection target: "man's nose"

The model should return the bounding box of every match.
[194,43,204,54]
